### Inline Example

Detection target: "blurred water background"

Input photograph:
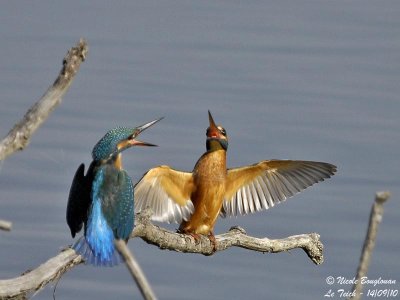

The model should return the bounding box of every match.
[0,1,399,299]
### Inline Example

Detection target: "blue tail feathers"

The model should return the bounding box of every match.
[80,184,121,266]
[73,236,123,267]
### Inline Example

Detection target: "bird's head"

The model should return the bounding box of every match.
[206,110,228,151]
[91,117,163,162]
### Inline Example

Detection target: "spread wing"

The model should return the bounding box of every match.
[134,165,195,223]
[66,163,95,237]
[221,160,337,217]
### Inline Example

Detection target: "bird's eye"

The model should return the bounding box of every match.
[219,128,226,136]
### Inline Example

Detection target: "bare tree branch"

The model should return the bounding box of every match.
[350,191,391,300]
[0,220,12,231]
[0,38,88,161]
[0,248,82,300]
[115,240,157,300]
[0,210,324,299]
[131,209,324,264]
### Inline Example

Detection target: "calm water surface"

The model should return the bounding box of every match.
[1,1,399,299]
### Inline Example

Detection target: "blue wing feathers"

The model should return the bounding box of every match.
[100,167,134,240]
[113,171,134,240]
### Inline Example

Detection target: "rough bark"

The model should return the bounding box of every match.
[131,209,324,264]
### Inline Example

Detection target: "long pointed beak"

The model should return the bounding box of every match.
[207,110,219,138]
[208,110,219,129]
[130,117,164,147]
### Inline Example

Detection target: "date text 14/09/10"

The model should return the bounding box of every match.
[325,289,398,298]
[367,289,398,298]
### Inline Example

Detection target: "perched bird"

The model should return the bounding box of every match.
[67,118,162,266]
[134,111,336,243]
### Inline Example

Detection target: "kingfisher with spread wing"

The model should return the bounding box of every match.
[134,111,336,243]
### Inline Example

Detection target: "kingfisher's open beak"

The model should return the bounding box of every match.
[207,110,219,138]
[129,117,164,147]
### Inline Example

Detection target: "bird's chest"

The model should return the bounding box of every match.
[193,150,227,185]
[190,151,227,220]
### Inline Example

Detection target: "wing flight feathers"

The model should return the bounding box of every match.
[134,166,194,223]
[67,163,90,237]
[222,160,336,217]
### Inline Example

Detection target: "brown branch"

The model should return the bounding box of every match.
[0,209,323,299]
[350,191,391,300]
[0,38,88,161]
[0,220,12,231]
[115,240,157,300]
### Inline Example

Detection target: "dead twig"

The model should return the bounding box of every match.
[115,240,157,300]
[0,38,88,161]
[350,191,391,300]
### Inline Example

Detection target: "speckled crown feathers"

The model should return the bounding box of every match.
[91,127,135,161]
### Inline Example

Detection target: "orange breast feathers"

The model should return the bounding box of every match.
[179,150,227,234]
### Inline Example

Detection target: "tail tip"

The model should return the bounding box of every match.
[72,237,123,267]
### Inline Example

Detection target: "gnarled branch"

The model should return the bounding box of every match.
[0,38,88,161]
[0,210,323,299]
[131,209,324,264]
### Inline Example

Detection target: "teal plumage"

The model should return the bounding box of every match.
[92,127,138,161]
[67,118,162,266]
